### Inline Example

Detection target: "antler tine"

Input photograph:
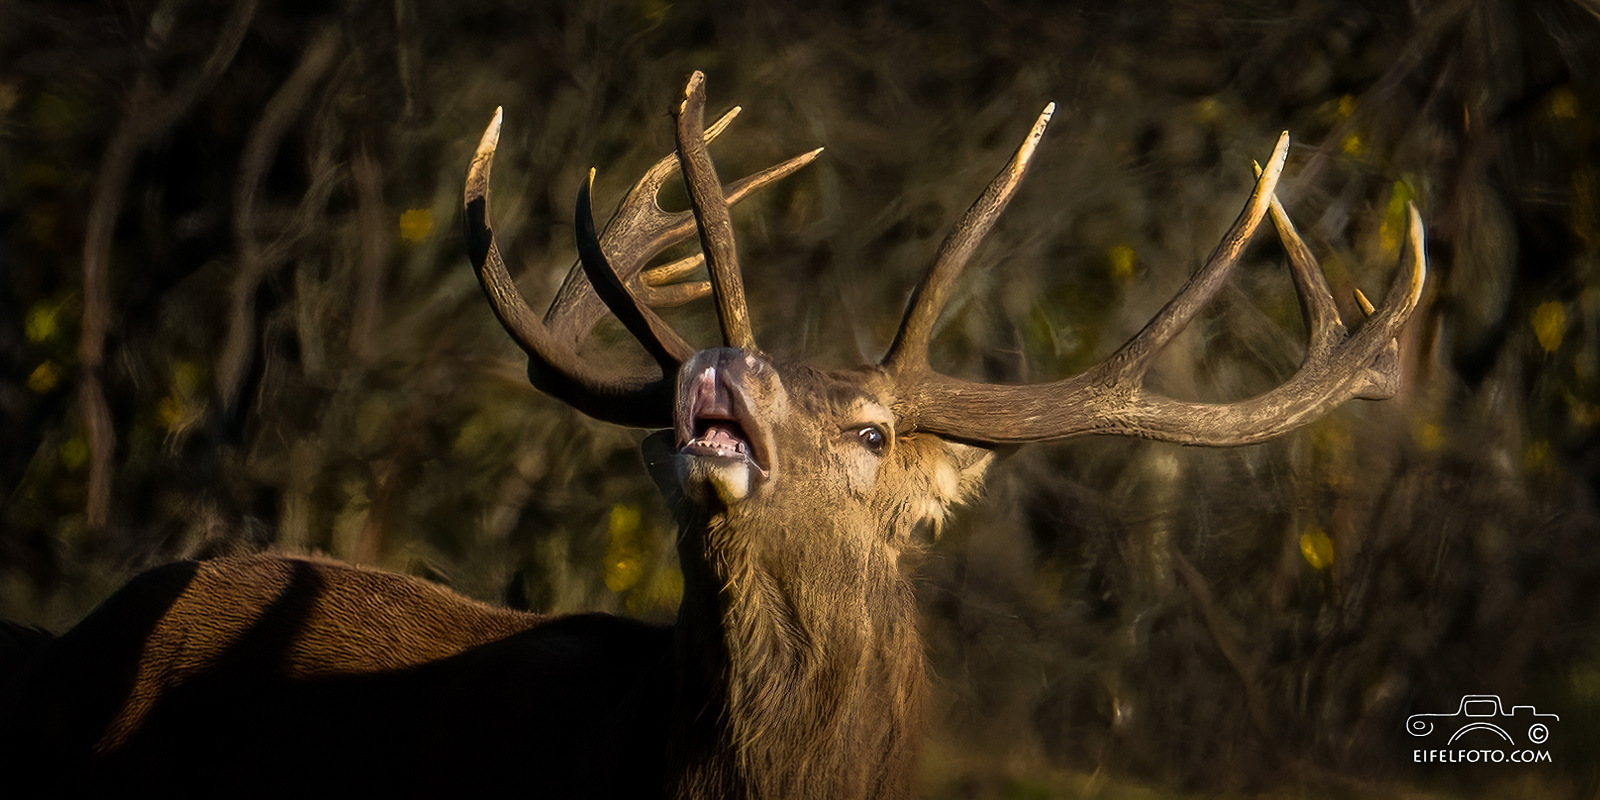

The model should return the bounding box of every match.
[884,103,1056,375]
[900,133,1428,446]
[637,256,711,308]
[674,70,757,350]
[1253,161,1423,400]
[1103,131,1291,384]
[626,145,824,309]
[545,109,822,347]
[1340,203,1427,399]
[1254,159,1346,359]
[641,253,705,287]
[464,107,675,427]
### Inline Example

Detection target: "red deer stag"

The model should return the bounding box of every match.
[0,72,1424,799]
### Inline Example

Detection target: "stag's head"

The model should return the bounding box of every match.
[463,71,1426,588]
[668,346,992,557]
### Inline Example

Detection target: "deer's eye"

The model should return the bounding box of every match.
[855,425,888,455]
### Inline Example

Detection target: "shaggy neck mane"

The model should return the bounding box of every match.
[669,507,928,800]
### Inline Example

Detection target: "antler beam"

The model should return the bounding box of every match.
[890,128,1426,446]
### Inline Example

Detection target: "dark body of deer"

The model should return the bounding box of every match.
[0,556,674,797]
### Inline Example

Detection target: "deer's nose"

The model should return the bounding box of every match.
[688,347,770,384]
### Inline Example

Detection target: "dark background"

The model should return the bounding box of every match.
[2,1,1598,796]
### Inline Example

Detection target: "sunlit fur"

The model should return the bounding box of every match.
[662,358,991,799]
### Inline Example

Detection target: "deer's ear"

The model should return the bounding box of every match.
[641,430,687,517]
[929,439,994,520]
[888,436,994,539]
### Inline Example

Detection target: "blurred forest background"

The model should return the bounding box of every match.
[2,0,1598,797]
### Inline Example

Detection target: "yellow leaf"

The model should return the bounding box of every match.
[171,360,203,395]
[603,504,645,594]
[60,437,88,470]
[24,303,58,343]
[1524,440,1550,472]
[1310,419,1352,454]
[1379,181,1414,254]
[1416,422,1445,452]
[157,394,205,434]
[1107,244,1135,285]
[603,552,643,594]
[1532,301,1566,353]
[1548,87,1579,120]
[1300,527,1334,570]
[398,208,434,243]
[609,504,641,537]
[26,361,60,393]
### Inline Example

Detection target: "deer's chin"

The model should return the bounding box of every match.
[678,451,760,506]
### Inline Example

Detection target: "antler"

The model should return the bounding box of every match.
[544,105,820,348]
[463,99,820,427]
[883,103,1055,373]
[673,70,761,351]
[570,71,790,362]
[471,74,1425,445]
[888,122,1427,446]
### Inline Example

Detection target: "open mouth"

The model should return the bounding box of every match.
[676,363,769,479]
[685,418,754,462]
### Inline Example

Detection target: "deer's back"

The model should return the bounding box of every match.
[0,554,675,798]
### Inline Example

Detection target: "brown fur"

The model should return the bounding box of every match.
[0,555,674,797]
[657,354,990,799]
